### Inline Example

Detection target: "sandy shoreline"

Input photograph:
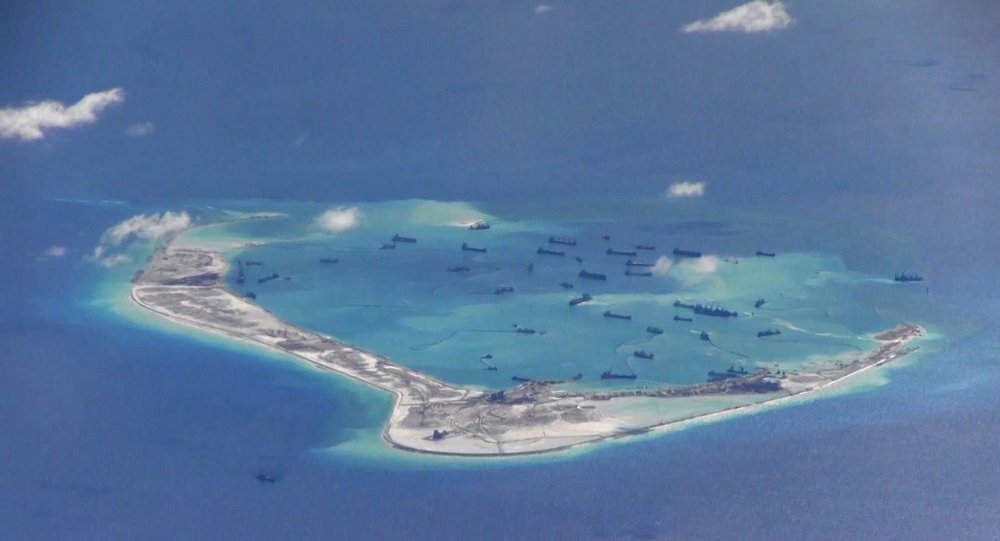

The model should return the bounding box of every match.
[128,241,925,457]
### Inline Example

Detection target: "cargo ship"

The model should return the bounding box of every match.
[625,269,652,277]
[633,350,654,360]
[245,260,264,266]
[673,315,693,322]
[603,310,631,320]
[447,265,470,272]
[548,236,577,246]
[513,325,538,335]
[511,376,531,383]
[257,273,280,284]
[757,329,782,338]
[707,365,749,382]
[636,244,656,251]
[569,293,592,306]
[756,250,776,257]
[579,270,607,281]
[894,272,924,282]
[625,259,653,267]
[672,248,702,258]
[574,256,584,263]
[392,234,417,243]
[494,286,514,295]
[601,366,637,380]
[319,257,339,264]
[479,356,497,371]
[537,247,565,256]
[236,260,246,284]
[461,242,487,253]
[607,248,638,257]
[468,221,490,230]
[674,300,738,318]
[646,326,664,335]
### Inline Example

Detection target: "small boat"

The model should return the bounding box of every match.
[468,221,491,230]
[625,259,653,267]
[636,244,656,251]
[244,291,257,300]
[257,273,280,284]
[700,331,711,342]
[574,256,584,263]
[537,247,565,256]
[673,248,702,258]
[601,234,611,241]
[579,270,607,281]
[569,293,592,306]
[511,376,531,383]
[513,325,538,335]
[559,281,574,289]
[494,286,515,295]
[548,236,577,246]
[255,473,277,484]
[625,269,652,277]
[894,272,924,282]
[756,250,776,257]
[461,243,487,253]
[392,234,417,243]
[379,242,396,250]
[245,260,264,266]
[319,257,339,264]
[757,329,782,338]
[754,298,766,309]
[447,265,470,272]
[607,248,638,257]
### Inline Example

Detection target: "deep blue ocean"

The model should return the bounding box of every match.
[2,1,998,540]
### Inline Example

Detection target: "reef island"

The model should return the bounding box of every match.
[131,239,924,457]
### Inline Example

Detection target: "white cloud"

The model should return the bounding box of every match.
[651,256,674,276]
[97,253,133,268]
[313,207,363,232]
[0,88,125,141]
[535,4,554,15]
[680,255,721,273]
[126,122,155,137]
[89,211,192,267]
[43,245,67,258]
[102,211,192,246]
[665,181,706,198]
[681,1,793,33]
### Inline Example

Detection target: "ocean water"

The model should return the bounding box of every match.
[3,195,997,541]
[3,1,999,540]
[188,199,928,394]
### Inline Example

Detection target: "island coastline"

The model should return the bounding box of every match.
[129,237,926,457]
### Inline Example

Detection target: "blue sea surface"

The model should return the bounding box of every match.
[2,196,998,541]
[2,1,999,540]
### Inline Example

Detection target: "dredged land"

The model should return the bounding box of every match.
[131,243,925,456]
